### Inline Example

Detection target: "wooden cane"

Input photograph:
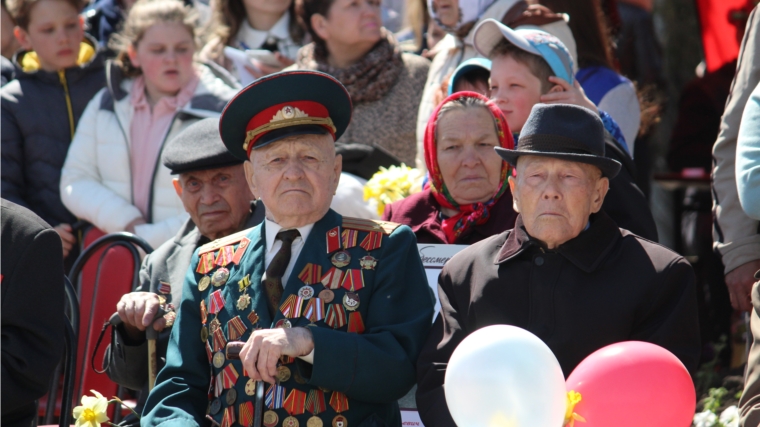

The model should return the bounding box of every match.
[146,306,166,391]
[226,341,264,427]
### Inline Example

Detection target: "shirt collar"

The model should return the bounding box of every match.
[264,217,314,253]
[236,11,291,50]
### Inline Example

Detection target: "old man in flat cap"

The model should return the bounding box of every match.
[415,103,701,427]
[104,118,264,425]
[141,71,434,427]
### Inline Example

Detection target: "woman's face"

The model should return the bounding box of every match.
[432,0,459,28]
[242,0,291,15]
[317,0,382,49]
[129,22,196,100]
[436,107,504,205]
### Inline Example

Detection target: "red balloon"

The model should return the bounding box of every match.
[565,341,696,427]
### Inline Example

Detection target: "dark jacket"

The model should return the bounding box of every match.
[1,199,65,427]
[83,0,124,52]
[1,37,106,227]
[415,211,700,427]
[141,209,435,427]
[1,56,14,86]
[382,188,519,245]
[103,201,265,425]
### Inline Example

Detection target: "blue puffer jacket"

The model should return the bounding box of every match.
[1,36,106,227]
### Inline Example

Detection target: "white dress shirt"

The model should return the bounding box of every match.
[263,218,315,363]
[235,11,301,60]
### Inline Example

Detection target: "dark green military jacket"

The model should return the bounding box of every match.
[141,209,434,427]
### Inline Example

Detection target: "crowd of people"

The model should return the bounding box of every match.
[1,0,760,426]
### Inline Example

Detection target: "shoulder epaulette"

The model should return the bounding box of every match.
[199,227,254,254]
[342,217,401,235]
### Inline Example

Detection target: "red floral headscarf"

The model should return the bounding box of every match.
[424,91,514,244]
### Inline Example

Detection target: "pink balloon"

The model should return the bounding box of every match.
[565,341,696,427]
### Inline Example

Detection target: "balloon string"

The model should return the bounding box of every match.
[564,391,586,426]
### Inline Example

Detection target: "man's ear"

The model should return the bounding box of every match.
[311,14,329,41]
[13,26,32,50]
[508,176,520,213]
[172,178,182,197]
[590,176,609,213]
[547,84,564,93]
[243,160,257,196]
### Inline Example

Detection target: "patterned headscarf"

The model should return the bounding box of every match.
[427,0,498,33]
[424,92,514,244]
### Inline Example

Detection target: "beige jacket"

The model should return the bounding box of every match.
[712,6,760,276]
[413,0,577,171]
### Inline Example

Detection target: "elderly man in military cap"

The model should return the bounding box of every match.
[104,118,265,425]
[141,71,435,427]
[415,104,701,427]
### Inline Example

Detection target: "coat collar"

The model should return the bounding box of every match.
[495,211,621,273]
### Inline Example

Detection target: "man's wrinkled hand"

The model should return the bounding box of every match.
[726,259,760,312]
[116,292,166,340]
[239,327,314,384]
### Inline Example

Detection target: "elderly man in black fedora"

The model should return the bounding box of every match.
[103,118,265,425]
[415,104,701,427]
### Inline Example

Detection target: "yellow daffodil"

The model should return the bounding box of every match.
[363,164,423,216]
[73,390,110,427]
[564,390,586,427]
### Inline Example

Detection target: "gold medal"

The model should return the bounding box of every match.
[331,251,351,268]
[199,275,211,291]
[307,417,324,427]
[318,289,334,303]
[211,268,230,287]
[263,411,279,427]
[359,255,377,270]
[213,351,225,368]
[283,416,299,427]
[245,378,257,396]
[332,415,347,427]
[201,326,209,342]
[237,293,251,310]
[294,370,307,384]
[209,317,221,334]
[343,292,360,312]
[276,365,292,383]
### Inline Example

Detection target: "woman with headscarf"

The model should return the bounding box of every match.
[383,91,518,244]
[414,0,578,172]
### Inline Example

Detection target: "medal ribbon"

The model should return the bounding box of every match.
[247,311,259,325]
[239,401,254,427]
[213,328,227,352]
[232,237,251,265]
[227,316,248,340]
[325,304,347,329]
[215,246,235,267]
[283,389,307,416]
[238,274,251,292]
[341,229,358,249]
[222,406,236,427]
[341,269,365,291]
[329,392,349,413]
[200,300,208,324]
[326,227,341,253]
[303,298,325,322]
[305,390,326,415]
[280,295,297,318]
[266,384,286,409]
[197,252,215,274]
[347,312,365,334]
[360,231,383,251]
[159,281,171,294]
[222,364,239,389]
[206,342,213,362]
[298,263,323,285]
[209,290,225,314]
[215,374,224,397]
[321,267,344,290]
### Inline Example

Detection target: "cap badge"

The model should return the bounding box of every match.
[273,106,308,122]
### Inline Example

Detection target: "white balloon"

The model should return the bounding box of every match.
[444,325,567,427]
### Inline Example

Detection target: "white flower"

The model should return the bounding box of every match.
[719,405,740,427]
[693,410,717,427]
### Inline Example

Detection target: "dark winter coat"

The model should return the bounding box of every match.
[415,211,700,427]
[1,37,106,227]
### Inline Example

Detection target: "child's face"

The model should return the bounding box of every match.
[489,55,545,133]
[129,22,195,100]
[15,0,83,72]
[243,0,291,15]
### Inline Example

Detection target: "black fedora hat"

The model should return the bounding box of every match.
[494,104,621,178]
[219,70,353,160]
